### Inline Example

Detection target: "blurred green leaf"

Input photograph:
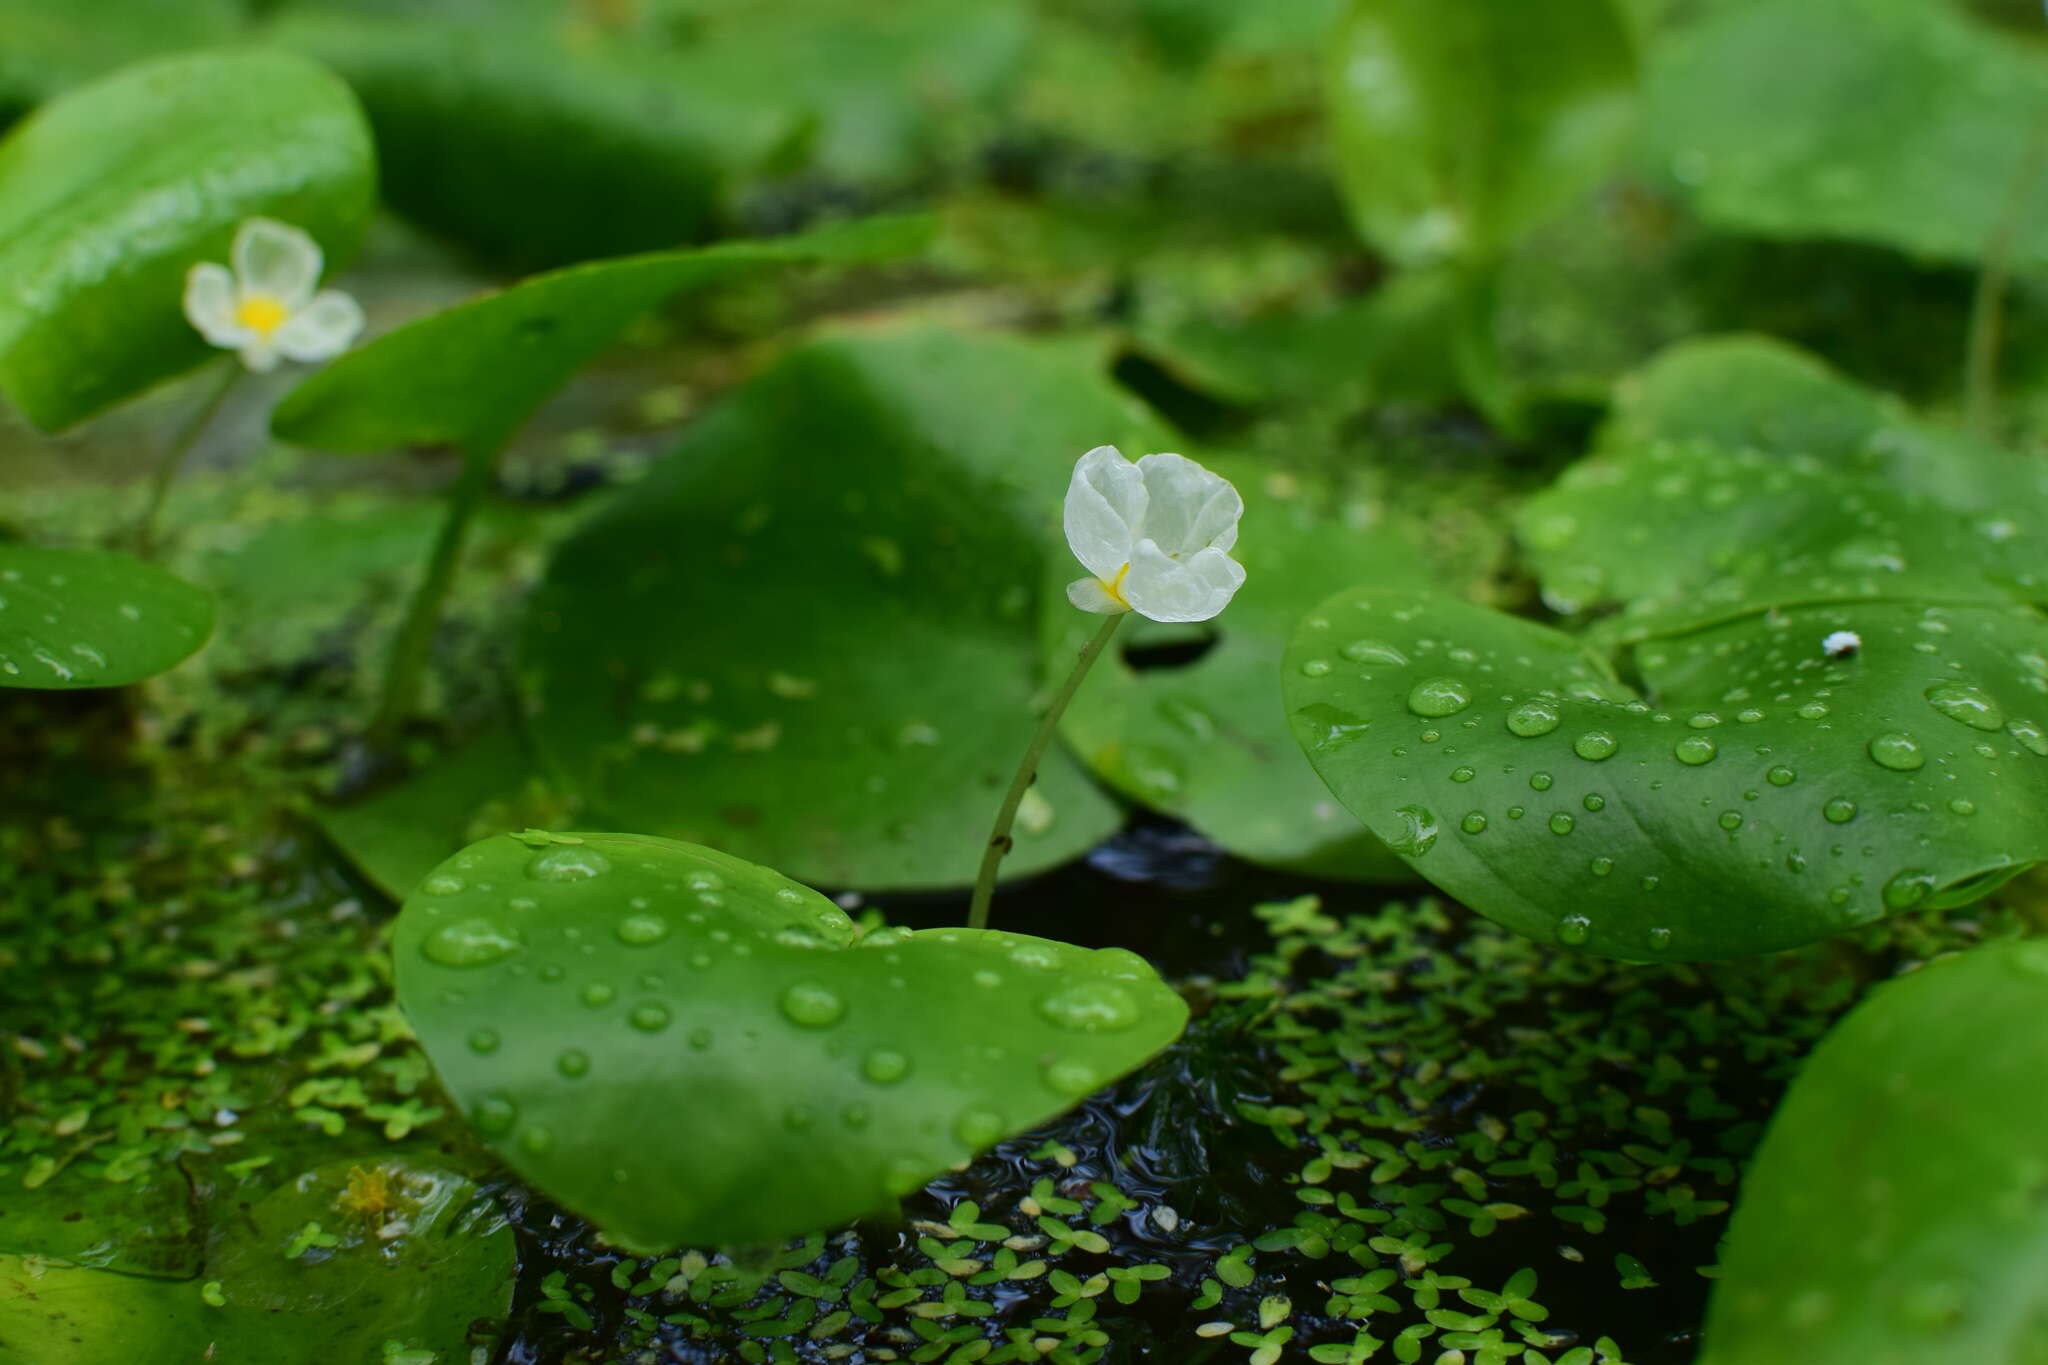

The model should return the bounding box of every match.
[1048,454,1417,878]
[271,213,931,457]
[396,831,1187,1249]
[0,545,214,690]
[1285,589,2048,959]
[1703,938,2048,1363]
[0,0,243,125]
[0,49,375,430]
[522,329,1155,892]
[1645,0,2048,268]
[1325,0,1639,268]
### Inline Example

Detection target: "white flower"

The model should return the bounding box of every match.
[1822,630,1861,659]
[1064,446,1245,623]
[182,218,364,373]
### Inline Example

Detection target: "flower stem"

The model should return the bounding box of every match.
[135,363,239,558]
[967,611,1124,931]
[369,440,498,744]
[1966,107,2048,437]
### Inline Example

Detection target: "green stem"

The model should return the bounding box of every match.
[135,363,239,557]
[369,441,498,743]
[967,611,1124,931]
[1966,108,2048,437]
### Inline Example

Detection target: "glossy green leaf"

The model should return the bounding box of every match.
[0,545,214,689]
[1646,0,2048,269]
[0,1159,513,1363]
[271,213,931,457]
[268,12,774,270]
[396,831,1188,1250]
[523,329,1160,891]
[0,49,375,430]
[1703,939,2048,1364]
[1326,0,1638,268]
[1283,588,2048,960]
[0,0,243,124]
[1047,456,1421,878]
[1517,438,2044,636]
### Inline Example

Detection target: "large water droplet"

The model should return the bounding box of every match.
[527,847,612,882]
[862,1049,911,1084]
[422,918,523,968]
[1043,1057,1100,1096]
[1556,915,1592,947]
[1674,735,1718,766]
[1882,869,1937,909]
[1924,684,2004,732]
[1406,677,1473,718]
[1824,798,1858,824]
[1385,806,1439,856]
[1460,812,1487,835]
[1868,732,1925,772]
[955,1109,1006,1148]
[2009,718,2048,756]
[1506,699,1562,737]
[1037,981,1140,1033]
[1573,732,1618,761]
[1548,812,1575,836]
[615,913,672,946]
[1767,765,1797,787]
[781,980,846,1027]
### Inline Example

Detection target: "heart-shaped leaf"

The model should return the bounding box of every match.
[271,213,930,458]
[522,329,1163,891]
[0,545,214,689]
[0,49,375,430]
[396,831,1188,1250]
[1045,455,1427,878]
[1326,0,1638,268]
[1284,588,2048,959]
[1646,0,2048,269]
[0,1159,513,1363]
[1703,939,2048,1364]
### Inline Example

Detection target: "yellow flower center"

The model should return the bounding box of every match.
[234,293,290,338]
[1102,562,1132,609]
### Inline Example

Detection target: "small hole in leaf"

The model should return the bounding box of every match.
[1122,621,1220,673]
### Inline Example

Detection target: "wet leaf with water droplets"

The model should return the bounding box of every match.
[1285,589,2048,959]
[396,831,1186,1250]
[0,545,214,691]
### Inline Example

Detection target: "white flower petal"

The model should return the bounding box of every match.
[183,262,251,349]
[1064,445,1146,581]
[273,289,366,363]
[1134,452,1243,557]
[232,217,323,309]
[1121,539,1245,623]
[237,339,282,374]
[1066,576,1131,615]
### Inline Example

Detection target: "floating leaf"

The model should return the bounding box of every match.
[1325,0,1638,268]
[271,213,931,457]
[1646,0,2048,269]
[0,1159,513,1363]
[396,832,1188,1250]
[1284,589,2048,959]
[0,49,375,429]
[0,1162,200,1278]
[0,545,214,690]
[1048,456,1421,878]
[1703,939,2048,1363]
[523,329,1160,891]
